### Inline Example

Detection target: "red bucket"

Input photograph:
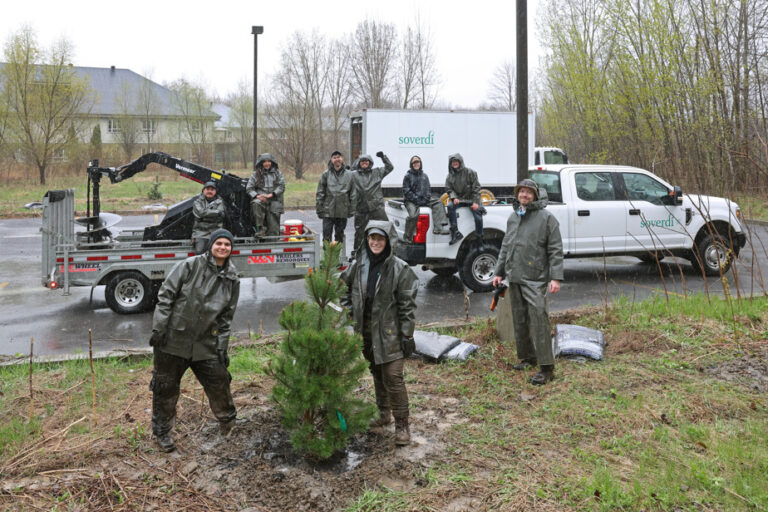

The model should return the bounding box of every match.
[283,219,304,241]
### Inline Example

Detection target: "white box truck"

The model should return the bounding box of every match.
[349,109,540,197]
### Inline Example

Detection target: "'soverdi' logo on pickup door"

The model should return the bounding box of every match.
[640,214,675,228]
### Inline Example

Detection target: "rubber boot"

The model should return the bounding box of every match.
[530,364,555,385]
[394,417,410,446]
[155,433,176,453]
[513,359,537,371]
[370,409,392,429]
[449,227,463,246]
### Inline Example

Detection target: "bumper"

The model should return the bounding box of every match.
[395,243,426,264]
[735,231,747,249]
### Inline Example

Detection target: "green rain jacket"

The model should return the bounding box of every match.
[246,153,286,214]
[315,161,357,218]
[341,220,418,365]
[351,154,394,213]
[191,194,225,239]
[152,248,240,361]
[445,153,481,204]
[494,193,565,285]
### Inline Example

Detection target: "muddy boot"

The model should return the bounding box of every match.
[370,409,392,429]
[394,417,410,446]
[155,433,176,453]
[448,227,463,246]
[513,359,537,371]
[530,365,555,385]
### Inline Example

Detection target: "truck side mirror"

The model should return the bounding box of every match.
[671,186,683,205]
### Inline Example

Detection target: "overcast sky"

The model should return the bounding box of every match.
[0,0,544,108]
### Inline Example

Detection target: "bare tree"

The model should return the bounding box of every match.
[325,39,354,150]
[227,79,253,168]
[1,26,93,184]
[488,61,516,111]
[404,15,440,109]
[398,25,419,109]
[170,77,213,164]
[136,70,159,153]
[349,19,398,108]
[114,80,140,159]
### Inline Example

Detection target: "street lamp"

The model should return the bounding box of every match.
[516,0,528,181]
[252,25,264,170]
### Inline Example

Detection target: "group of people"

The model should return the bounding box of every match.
[162,151,562,454]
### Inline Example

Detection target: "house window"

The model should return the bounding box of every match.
[190,120,202,132]
[108,119,121,133]
[141,119,156,134]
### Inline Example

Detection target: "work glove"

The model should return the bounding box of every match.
[149,330,166,348]
[217,349,230,368]
[400,337,416,358]
[376,151,384,158]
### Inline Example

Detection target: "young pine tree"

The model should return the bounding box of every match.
[267,242,375,459]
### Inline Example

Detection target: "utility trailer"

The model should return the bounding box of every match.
[41,153,327,314]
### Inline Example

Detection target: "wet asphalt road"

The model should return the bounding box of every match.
[1,212,766,357]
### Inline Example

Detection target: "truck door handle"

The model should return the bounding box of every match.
[629,209,640,215]
[577,210,590,217]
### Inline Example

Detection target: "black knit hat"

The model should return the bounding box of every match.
[331,150,343,157]
[207,228,234,252]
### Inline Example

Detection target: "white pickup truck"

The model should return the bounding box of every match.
[385,164,748,292]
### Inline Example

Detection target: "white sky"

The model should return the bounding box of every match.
[0,0,543,108]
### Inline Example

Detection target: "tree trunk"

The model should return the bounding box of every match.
[38,164,46,185]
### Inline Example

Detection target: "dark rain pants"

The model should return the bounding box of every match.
[447,202,483,236]
[251,200,281,237]
[404,201,450,240]
[150,348,236,436]
[508,281,554,366]
[322,217,348,243]
[354,207,387,251]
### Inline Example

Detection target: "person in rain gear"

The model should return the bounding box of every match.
[492,179,564,385]
[351,151,394,253]
[341,220,418,446]
[401,155,450,242]
[246,153,285,237]
[445,153,483,245]
[191,181,226,254]
[316,150,357,243]
[149,228,241,452]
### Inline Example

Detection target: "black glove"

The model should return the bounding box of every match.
[400,337,415,357]
[149,330,166,347]
[376,151,384,158]
[217,349,230,368]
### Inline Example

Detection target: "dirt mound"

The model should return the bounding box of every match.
[704,349,768,392]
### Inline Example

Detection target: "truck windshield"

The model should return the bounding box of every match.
[544,150,568,165]
[529,171,562,203]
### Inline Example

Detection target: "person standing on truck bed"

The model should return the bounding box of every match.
[351,151,394,254]
[247,153,285,238]
[191,181,226,254]
[401,155,450,242]
[492,179,563,386]
[341,220,418,446]
[445,153,483,245]
[148,228,241,452]
[316,150,357,244]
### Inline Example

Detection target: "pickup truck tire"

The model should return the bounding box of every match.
[691,232,733,276]
[105,271,154,314]
[637,253,664,264]
[459,243,499,292]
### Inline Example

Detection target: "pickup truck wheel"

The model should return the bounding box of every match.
[105,271,154,314]
[459,243,499,292]
[431,266,457,277]
[691,232,733,276]
[637,253,664,264]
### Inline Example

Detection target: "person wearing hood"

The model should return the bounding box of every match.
[351,151,394,253]
[316,150,357,243]
[492,179,564,385]
[445,153,483,245]
[192,181,226,254]
[401,156,450,242]
[148,228,241,452]
[247,153,285,238]
[341,220,418,446]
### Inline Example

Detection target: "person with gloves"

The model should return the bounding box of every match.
[247,153,285,237]
[316,150,357,243]
[148,228,241,452]
[351,151,394,253]
[492,179,563,385]
[191,181,226,254]
[445,153,483,245]
[401,155,450,242]
[341,220,418,446]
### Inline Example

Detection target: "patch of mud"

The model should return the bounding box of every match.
[606,329,680,355]
[705,349,768,392]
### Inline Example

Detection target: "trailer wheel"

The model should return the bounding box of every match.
[690,232,733,276]
[105,271,154,314]
[459,243,499,292]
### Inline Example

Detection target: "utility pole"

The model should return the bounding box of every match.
[252,25,264,169]
[516,0,529,182]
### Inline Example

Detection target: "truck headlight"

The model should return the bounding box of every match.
[735,208,742,221]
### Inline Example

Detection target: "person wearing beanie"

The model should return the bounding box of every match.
[247,153,285,238]
[350,151,394,253]
[492,179,564,385]
[445,153,483,245]
[401,155,450,242]
[192,181,226,254]
[341,220,418,446]
[148,228,241,452]
[316,150,357,244]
